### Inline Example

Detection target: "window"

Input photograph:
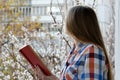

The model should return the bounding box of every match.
[29,7,31,16]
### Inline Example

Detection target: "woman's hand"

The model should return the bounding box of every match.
[33,65,59,80]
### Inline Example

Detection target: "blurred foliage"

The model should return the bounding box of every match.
[0,0,42,79]
[0,0,69,79]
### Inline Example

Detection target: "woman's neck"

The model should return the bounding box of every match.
[74,39,84,49]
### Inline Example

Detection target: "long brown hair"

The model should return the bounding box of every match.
[66,6,113,80]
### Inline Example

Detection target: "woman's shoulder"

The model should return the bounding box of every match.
[74,42,106,58]
[83,43,106,60]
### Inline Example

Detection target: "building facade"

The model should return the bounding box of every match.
[115,0,120,79]
[14,0,67,32]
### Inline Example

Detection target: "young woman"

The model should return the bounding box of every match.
[34,6,113,80]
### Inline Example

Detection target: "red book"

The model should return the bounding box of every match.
[19,45,52,76]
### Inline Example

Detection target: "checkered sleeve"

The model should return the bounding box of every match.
[81,45,106,80]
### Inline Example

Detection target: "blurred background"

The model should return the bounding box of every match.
[0,0,117,80]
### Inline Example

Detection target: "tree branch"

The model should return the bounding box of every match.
[50,0,71,49]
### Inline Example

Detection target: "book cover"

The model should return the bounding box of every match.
[19,45,52,76]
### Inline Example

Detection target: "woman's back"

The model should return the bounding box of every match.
[60,43,108,80]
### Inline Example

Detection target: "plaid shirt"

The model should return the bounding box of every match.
[60,43,108,80]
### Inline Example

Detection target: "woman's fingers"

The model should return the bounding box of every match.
[35,65,44,75]
[33,65,59,80]
[34,65,45,79]
[45,75,59,80]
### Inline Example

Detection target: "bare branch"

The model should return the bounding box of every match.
[56,0,64,22]
[92,0,96,8]
[50,0,71,49]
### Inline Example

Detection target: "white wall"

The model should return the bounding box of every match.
[31,0,64,5]
[115,0,120,79]
[95,0,112,38]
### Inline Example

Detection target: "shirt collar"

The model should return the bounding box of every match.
[75,42,85,49]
